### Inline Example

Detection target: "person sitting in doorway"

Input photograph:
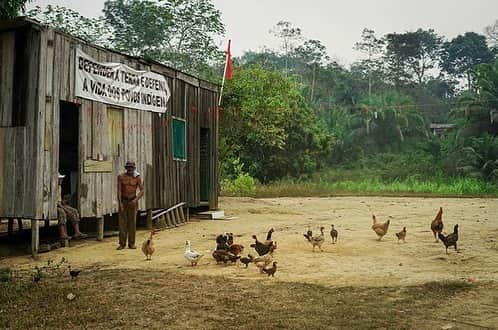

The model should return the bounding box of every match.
[57,173,87,240]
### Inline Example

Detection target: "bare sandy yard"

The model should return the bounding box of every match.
[4,196,498,287]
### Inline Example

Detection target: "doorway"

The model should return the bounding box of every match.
[199,128,210,202]
[58,101,80,205]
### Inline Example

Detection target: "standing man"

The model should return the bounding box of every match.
[117,161,144,250]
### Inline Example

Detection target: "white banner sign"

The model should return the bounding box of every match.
[75,48,170,113]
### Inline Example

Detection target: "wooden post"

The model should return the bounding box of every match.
[17,218,23,231]
[146,209,153,230]
[31,219,39,258]
[186,208,189,222]
[96,216,104,241]
[8,219,13,236]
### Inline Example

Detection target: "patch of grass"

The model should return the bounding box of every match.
[0,268,487,330]
[252,169,498,198]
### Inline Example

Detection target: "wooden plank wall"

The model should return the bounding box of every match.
[0,26,42,218]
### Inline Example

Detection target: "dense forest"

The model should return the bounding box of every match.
[4,0,498,195]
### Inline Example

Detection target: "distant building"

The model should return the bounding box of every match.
[429,123,455,136]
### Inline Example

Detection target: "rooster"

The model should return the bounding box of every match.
[265,228,275,245]
[304,226,325,251]
[250,235,275,256]
[438,224,459,254]
[372,215,390,241]
[431,207,444,242]
[141,231,155,261]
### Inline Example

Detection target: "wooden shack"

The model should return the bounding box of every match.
[0,18,219,256]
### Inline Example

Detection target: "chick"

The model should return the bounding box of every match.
[395,227,407,243]
[240,254,254,268]
[262,261,278,277]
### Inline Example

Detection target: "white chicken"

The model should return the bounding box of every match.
[184,240,204,266]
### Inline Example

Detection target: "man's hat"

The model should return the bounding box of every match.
[125,160,136,168]
[58,173,66,179]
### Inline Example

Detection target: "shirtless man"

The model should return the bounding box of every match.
[117,161,144,250]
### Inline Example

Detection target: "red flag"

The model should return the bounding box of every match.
[225,40,233,80]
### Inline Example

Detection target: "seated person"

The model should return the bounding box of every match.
[57,173,87,240]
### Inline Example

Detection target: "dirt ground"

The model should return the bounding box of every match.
[2,196,498,329]
[4,196,498,287]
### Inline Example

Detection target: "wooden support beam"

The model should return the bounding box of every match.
[166,212,174,227]
[8,219,14,236]
[146,209,152,230]
[96,216,104,241]
[179,208,186,223]
[17,218,23,231]
[31,219,39,258]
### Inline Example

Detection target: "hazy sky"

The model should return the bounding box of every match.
[27,0,498,65]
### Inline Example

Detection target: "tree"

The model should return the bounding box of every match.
[441,32,495,91]
[484,19,498,47]
[384,29,443,86]
[103,0,225,78]
[294,39,329,103]
[220,66,335,182]
[27,5,111,47]
[0,0,30,19]
[351,91,426,151]
[270,21,302,74]
[354,28,384,99]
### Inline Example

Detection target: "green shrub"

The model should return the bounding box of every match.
[221,173,256,196]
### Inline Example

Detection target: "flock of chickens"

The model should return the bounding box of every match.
[139,206,459,278]
[366,206,459,254]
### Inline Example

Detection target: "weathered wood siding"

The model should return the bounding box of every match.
[0,19,219,220]
[0,25,42,218]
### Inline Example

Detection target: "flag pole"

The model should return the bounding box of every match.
[218,39,231,106]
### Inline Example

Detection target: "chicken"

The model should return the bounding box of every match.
[141,231,155,261]
[68,265,81,279]
[330,225,338,244]
[240,254,254,268]
[33,267,42,283]
[184,240,204,266]
[262,261,278,277]
[215,233,230,250]
[265,228,275,245]
[254,244,277,272]
[438,224,459,254]
[304,226,325,251]
[228,243,244,256]
[395,227,407,243]
[250,235,275,256]
[431,207,444,242]
[371,215,390,241]
[212,249,239,264]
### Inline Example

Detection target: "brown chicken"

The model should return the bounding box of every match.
[395,227,407,243]
[371,215,390,241]
[431,207,444,242]
[228,244,244,256]
[212,250,240,264]
[330,225,338,244]
[304,226,325,251]
[141,231,155,260]
[262,261,278,277]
